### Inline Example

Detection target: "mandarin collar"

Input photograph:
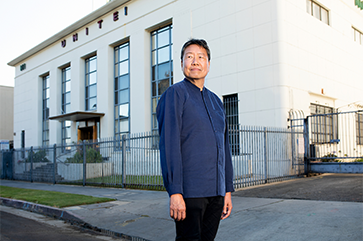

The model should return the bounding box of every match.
[183,78,205,93]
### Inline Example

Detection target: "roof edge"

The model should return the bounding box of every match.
[8,0,130,67]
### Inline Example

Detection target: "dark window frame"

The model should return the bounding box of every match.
[223,94,240,155]
[61,66,71,147]
[356,112,363,145]
[114,42,130,143]
[42,75,50,147]
[151,24,173,133]
[310,104,338,144]
[85,55,97,111]
[306,0,329,25]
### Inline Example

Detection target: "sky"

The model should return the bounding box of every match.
[0,0,108,87]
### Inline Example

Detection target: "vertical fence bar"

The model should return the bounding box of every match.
[264,128,268,183]
[304,118,309,175]
[122,135,126,187]
[53,144,56,184]
[83,140,86,186]
[30,146,33,183]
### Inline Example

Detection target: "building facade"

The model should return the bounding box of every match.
[8,0,363,149]
[0,85,14,149]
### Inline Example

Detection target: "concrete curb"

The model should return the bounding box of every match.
[0,197,150,241]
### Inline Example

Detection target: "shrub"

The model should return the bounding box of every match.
[320,153,340,162]
[66,146,103,163]
[26,149,50,163]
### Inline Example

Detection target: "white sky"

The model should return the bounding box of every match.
[0,0,108,87]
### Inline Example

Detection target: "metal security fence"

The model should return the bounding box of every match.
[232,126,304,189]
[1,126,305,190]
[307,110,363,162]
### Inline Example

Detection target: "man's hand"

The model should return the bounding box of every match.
[170,194,186,221]
[221,192,232,220]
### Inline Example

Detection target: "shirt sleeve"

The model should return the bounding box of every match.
[156,87,185,196]
[224,118,235,193]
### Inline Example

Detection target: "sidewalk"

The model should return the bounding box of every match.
[1,174,362,241]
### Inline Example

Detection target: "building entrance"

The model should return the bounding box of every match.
[77,119,99,143]
[79,127,94,141]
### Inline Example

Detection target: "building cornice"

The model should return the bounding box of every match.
[7,0,130,67]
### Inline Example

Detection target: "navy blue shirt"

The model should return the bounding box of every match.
[157,78,234,198]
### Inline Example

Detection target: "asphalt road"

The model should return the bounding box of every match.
[234,173,363,202]
[0,207,124,241]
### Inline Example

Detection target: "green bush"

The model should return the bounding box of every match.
[66,146,103,163]
[320,153,340,162]
[26,149,49,163]
[355,158,363,162]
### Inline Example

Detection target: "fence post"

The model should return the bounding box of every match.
[264,128,268,183]
[303,118,310,175]
[122,135,126,188]
[30,146,33,183]
[53,144,56,185]
[83,141,86,186]
[0,150,2,179]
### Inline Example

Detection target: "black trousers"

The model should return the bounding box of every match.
[175,196,224,241]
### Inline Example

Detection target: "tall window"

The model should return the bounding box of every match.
[42,75,50,146]
[357,112,363,145]
[310,104,338,144]
[85,56,97,110]
[114,42,130,140]
[353,27,363,45]
[223,94,240,155]
[306,0,329,25]
[151,25,173,133]
[62,66,71,146]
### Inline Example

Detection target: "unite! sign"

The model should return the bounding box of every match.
[60,7,127,48]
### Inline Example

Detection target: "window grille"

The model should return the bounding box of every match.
[310,104,338,144]
[223,94,240,155]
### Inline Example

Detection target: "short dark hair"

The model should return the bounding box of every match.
[180,38,211,61]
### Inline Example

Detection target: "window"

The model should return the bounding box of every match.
[42,75,50,147]
[61,66,71,147]
[223,94,240,155]
[353,27,363,45]
[114,42,130,140]
[151,25,173,133]
[62,120,71,147]
[357,112,363,145]
[62,66,71,114]
[85,56,97,110]
[306,0,329,25]
[310,104,338,144]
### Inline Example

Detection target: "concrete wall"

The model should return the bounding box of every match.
[0,86,14,142]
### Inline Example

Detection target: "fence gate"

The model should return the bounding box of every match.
[1,151,13,179]
[306,110,363,173]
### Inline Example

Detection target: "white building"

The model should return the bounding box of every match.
[8,0,363,149]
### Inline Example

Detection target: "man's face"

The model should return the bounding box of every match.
[181,44,210,82]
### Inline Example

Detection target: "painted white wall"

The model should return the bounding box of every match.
[10,0,363,148]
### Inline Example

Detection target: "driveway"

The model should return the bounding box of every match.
[234,173,363,202]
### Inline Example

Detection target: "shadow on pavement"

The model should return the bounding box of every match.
[234,173,363,202]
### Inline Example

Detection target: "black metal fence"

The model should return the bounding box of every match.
[1,126,305,190]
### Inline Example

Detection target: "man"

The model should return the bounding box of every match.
[157,39,234,241]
